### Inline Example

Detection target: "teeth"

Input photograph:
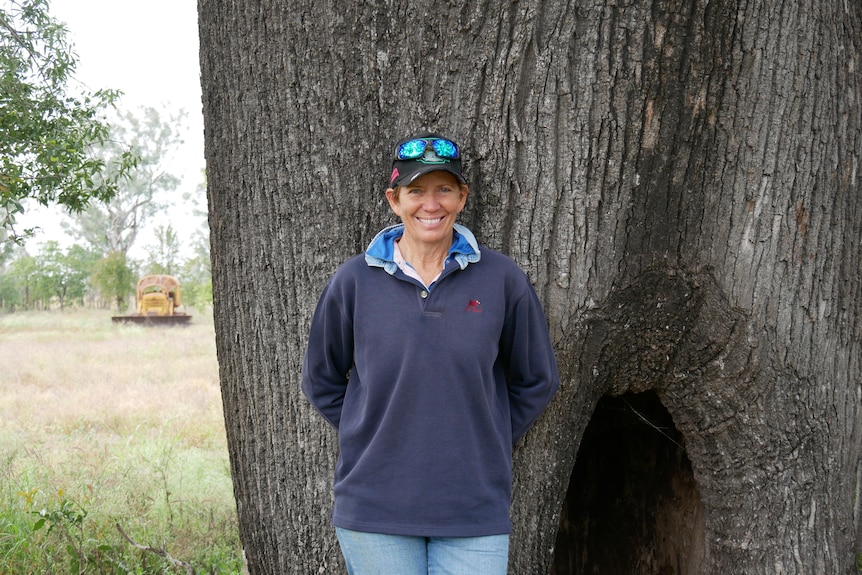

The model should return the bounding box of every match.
[418,217,443,225]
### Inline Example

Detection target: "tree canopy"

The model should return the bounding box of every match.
[0,0,136,243]
[64,106,185,255]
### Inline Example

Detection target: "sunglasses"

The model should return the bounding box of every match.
[396,138,460,161]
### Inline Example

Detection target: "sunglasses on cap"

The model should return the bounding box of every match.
[396,138,460,161]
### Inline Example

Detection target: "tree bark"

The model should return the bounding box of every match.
[198,0,862,573]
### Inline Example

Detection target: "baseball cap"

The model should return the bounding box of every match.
[388,132,466,188]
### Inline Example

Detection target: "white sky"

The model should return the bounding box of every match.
[18,0,205,258]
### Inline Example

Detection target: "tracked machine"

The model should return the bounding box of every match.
[112,274,192,325]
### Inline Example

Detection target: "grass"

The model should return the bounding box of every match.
[0,309,242,574]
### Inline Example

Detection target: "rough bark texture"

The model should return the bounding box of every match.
[198,0,862,573]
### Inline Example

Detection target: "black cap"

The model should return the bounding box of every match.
[388,132,466,188]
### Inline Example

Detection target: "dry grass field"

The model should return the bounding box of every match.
[0,309,241,573]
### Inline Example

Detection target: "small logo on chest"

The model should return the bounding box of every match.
[465,300,483,313]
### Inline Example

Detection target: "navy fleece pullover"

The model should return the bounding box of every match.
[301,224,559,537]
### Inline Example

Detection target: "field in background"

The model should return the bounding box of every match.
[0,310,241,573]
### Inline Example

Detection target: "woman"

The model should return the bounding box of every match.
[301,132,560,574]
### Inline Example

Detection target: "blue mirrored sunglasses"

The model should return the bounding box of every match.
[396,138,460,161]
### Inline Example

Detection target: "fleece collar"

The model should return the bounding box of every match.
[365,223,481,275]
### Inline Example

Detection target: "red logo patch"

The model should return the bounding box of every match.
[465,300,482,313]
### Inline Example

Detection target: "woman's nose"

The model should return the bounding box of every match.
[423,193,441,210]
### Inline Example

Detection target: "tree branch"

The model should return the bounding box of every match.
[115,523,195,575]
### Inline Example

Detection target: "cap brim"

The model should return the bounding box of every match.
[390,161,466,187]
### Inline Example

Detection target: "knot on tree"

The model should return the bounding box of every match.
[586,269,736,396]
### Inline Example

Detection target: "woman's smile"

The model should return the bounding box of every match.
[417,216,444,226]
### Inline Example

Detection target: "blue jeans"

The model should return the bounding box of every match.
[335,527,509,575]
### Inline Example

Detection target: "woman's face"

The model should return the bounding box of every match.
[385,170,468,250]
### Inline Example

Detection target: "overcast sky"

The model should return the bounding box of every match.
[20,0,205,255]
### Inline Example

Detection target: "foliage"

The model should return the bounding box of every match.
[6,250,36,307]
[176,186,212,311]
[0,235,17,266]
[90,250,134,310]
[179,265,213,312]
[2,468,241,574]
[30,240,98,308]
[65,106,185,256]
[142,223,181,276]
[0,240,97,309]
[31,496,98,574]
[0,241,20,306]
[0,266,18,306]
[0,0,137,243]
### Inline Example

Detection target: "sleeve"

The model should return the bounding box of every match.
[500,278,561,443]
[301,277,354,430]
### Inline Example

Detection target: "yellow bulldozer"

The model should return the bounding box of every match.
[112,275,192,325]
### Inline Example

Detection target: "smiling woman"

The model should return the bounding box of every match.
[300,131,560,575]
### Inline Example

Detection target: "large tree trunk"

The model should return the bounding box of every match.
[198,0,862,573]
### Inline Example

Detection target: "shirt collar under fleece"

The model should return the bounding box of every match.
[364,223,481,275]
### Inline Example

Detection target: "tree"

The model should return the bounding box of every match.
[142,223,181,276]
[177,213,213,311]
[91,250,134,311]
[0,241,103,310]
[0,0,135,243]
[0,239,24,308]
[65,106,184,256]
[61,243,99,305]
[0,266,18,309]
[30,240,97,309]
[178,174,212,310]
[7,249,36,308]
[198,0,862,573]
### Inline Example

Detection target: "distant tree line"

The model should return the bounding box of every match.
[0,231,212,312]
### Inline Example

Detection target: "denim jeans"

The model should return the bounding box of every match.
[335,527,509,575]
